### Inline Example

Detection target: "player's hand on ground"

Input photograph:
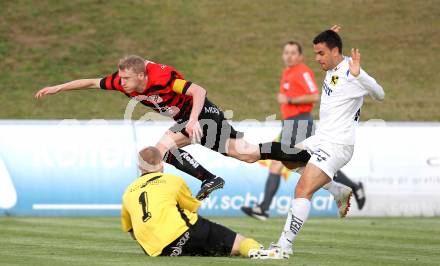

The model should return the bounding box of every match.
[330,25,341,33]
[348,48,361,77]
[35,86,62,99]
[186,119,203,143]
[277,93,289,104]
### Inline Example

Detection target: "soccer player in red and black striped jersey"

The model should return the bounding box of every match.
[35,55,310,199]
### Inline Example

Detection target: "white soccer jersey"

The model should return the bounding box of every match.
[316,56,384,145]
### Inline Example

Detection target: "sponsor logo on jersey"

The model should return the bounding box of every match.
[330,75,339,86]
[150,105,180,117]
[322,83,333,96]
[129,176,165,192]
[135,95,163,104]
[283,82,290,90]
[354,108,361,121]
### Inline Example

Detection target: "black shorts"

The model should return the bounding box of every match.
[278,112,315,147]
[169,98,244,154]
[161,216,237,257]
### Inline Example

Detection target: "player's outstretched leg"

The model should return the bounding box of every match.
[226,138,311,165]
[163,148,225,200]
[154,130,225,200]
[334,170,365,210]
[164,148,215,181]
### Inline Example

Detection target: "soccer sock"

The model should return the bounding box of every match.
[278,198,311,249]
[258,142,310,162]
[322,180,341,197]
[164,148,216,182]
[334,171,359,191]
[239,238,262,257]
[259,173,281,211]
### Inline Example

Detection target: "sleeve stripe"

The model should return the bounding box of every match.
[182,81,192,95]
[302,72,317,93]
[111,72,118,90]
[114,76,122,91]
[99,78,107,90]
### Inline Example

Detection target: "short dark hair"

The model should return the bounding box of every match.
[313,30,343,53]
[284,41,303,54]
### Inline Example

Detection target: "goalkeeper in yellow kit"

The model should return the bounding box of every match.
[120,146,289,259]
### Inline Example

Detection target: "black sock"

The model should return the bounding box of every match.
[164,148,216,182]
[259,142,310,162]
[334,171,358,191]
[259,173,281,211]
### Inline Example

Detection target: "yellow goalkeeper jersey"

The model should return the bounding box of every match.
[121,172,200,256]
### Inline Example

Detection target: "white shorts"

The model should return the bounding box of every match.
[295,136,354,179]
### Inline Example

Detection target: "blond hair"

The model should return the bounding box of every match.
[138,146,162,173]
[118,55,146,74]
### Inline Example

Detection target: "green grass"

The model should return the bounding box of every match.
[0,0,439,121]
[1,217,439,265]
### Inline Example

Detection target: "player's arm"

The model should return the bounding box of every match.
[121,204,135,239]
[186,82,206,125]
[330,24,341,33]
[349,48,385,101]
[35,79,101,99]
[172,79,206,143]
[278,93,319,105]
[176,179,201,213]
[356,70,384,101]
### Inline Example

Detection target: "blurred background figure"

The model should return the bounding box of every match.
[241,41,365,221]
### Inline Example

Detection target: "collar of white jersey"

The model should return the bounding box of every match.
[332,56,350,72]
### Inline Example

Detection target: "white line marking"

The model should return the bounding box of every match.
[32,204,121,210]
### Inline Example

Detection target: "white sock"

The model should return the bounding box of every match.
[322,181,340,197]
[278,198,311,249]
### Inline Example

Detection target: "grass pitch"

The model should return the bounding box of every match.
[1,217,439,265]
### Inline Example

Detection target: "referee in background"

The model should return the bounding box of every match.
[241,41,365,221]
